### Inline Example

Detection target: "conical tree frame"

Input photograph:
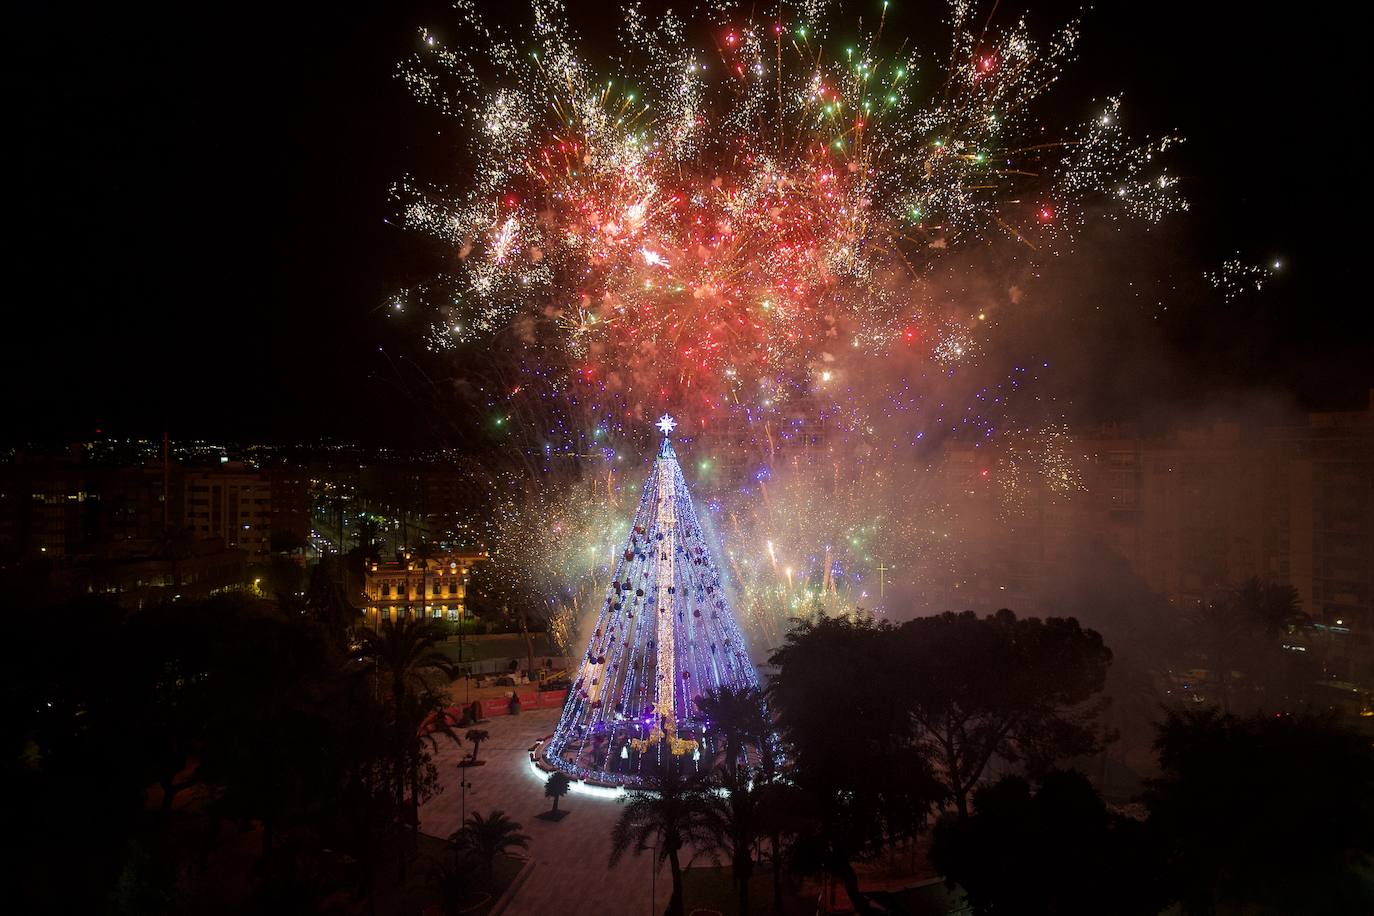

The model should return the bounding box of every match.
[543,422,761,786]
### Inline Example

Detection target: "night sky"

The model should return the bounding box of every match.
[9,1,1369,444]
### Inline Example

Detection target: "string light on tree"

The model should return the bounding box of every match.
[542,417,763,786]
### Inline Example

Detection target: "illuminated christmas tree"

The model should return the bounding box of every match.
[541,415,761,786]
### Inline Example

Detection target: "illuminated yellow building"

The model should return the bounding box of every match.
[362,549,488,625]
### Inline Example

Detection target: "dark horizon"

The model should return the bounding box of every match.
[9,1,1370,445]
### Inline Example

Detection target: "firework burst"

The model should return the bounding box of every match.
[1205,255,1283,302]
[395,0,1183,415]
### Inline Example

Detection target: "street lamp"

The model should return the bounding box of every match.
[460,573,471,701]
[647,840,658,915]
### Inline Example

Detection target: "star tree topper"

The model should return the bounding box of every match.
[656,413,677,437]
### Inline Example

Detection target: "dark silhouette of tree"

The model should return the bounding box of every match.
[696,685,781,914]
[545,771,571,814]
[356,616,455,716]
[1238,577,1302,635]
[401,688,459,846]
[270,528,309,556]
[9,596,166,911]
[695,684,769,777]
[465,728,490,764]
[268,552,306,604]
[198,601,346,870]
[122,598,215,820]
[769,613,940,913]
[931,769,1167,915]
[898,609,1112,817]
[755,779,808,912]
[355,515,382,561]
[409,541,439,620]
[706,764,763,916]
[609,757,717,916]
[303,556,361,646]
[320,650,419,905]
[1145,708,1374,915]
[8,586,454,912]
[1039,538,1187,776]
[355,616,456,871]
[430,851,480,916]
[1189,577,1305,714]
[706,685,789,911]
[181,595,397,906]
[451,810,530,881]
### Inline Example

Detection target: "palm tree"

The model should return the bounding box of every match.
[405,689,461,823]
[545,772,571,815]
[303,556,361,647]
[451,810,531,879]
[465,728,490,764]
[355,514,382,560]
[609,757,717,916]
[356,616,456,715]
[356,616,456,867]
[755,779,807,913]
[430,852,480,916]
[709,765,762,916]
[698,684,785,910]
[1190,579,1300,714]
[1235,577,1301,635]
[695,685,769,778]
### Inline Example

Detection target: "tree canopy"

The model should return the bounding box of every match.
[931,769,1167,916]
[898,609,1113,816]
[1146,708,1374,914]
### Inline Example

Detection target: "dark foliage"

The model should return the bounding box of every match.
[695,682,787,911]
[1146,708,1374,914]
[898,609,1113,817]
[544,771,571,813]
[450,809,530,881]
[931,769,1168,915]
[769,614,942,913]
[7,592,455,912]
[1186,578,1314,714]
[609,756,718,916]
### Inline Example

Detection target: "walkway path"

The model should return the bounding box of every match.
[421,708,696,916]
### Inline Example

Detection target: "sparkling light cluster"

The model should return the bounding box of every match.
[1205,255,1283,302]
[389,2,1200,653]
[435,342,1083,648]
[395,0,1184,413]
[993,423,1086,517]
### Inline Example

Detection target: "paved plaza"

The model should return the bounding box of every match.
[421,707,701,916]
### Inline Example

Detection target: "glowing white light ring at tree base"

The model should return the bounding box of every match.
[527,742,628,800]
